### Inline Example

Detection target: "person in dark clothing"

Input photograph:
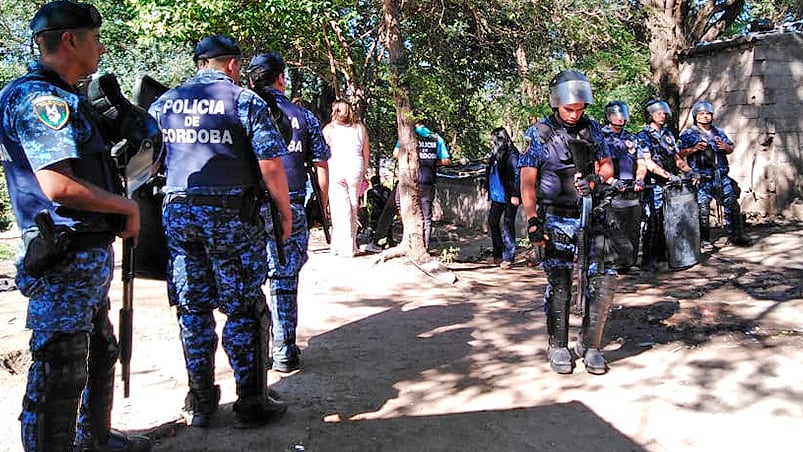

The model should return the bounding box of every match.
[484,127,521,269]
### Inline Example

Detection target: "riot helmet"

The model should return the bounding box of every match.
[644,99,672,124]
[548,70,594,109]
[604,100,630,124]
[691,100,714,125]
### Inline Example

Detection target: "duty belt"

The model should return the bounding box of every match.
[544,205,581,218]
[166,193,245,209]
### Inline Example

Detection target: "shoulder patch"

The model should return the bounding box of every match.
[31,95,70,130]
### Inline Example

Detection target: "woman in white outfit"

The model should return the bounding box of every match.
[323,100,370,257]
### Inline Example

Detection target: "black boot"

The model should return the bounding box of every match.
[182,384,220,428]
[575,274,616,374]
[546,269,573,374]
[727,204,752,246]
[233,392,287,429]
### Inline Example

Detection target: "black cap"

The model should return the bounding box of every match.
[247,52,285,80]
[30,1,103,36]
[193,35,241,61]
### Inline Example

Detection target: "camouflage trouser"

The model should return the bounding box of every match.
[16,246,117,452]
[163,202,268,397]
[696,170,742,237]
[263,200,309,364]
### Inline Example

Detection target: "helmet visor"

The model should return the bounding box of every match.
[549,79,594,108]
[646,101,672,118]
[606,103,630,122]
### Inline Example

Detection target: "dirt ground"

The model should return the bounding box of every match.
[1,219,802,452]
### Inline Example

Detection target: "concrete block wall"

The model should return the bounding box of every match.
[679,31,803,217]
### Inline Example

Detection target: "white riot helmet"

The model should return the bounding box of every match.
[691,100,714,125]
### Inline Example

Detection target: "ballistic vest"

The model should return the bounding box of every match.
[534,117,596,207]
[641,126,678,183]
[686,125,729,172]
[417,135,439,186]
[157,80,255,189]
[603,127,638,181]
[0,63,121,233]
[273,92,310,195]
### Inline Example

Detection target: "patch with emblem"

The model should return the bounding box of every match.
[664,135,673,145]
[625,140,636,154]
[32,95,70,130]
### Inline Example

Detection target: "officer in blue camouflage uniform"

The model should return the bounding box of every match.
[679,101,750,247]
[519,70,617,375]
[636,100,692,270]
[148,35,292,429]
[601,101,648,270]
[0,2,149,451]
[246,52,331,373]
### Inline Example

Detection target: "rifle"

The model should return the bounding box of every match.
[268,195,286,266]
[575,192,593,314]
[119,237,134,397]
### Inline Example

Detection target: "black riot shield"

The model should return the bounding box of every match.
[607,190,642,269]
[131,75,169,280]
[662,182,701,269]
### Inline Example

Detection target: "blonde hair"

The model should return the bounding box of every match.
[329,100,357,125]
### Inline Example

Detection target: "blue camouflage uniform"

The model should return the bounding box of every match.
[678,125,742,240]
[262,87,330,370]
[148,69,287,415]
[1,62,122,451]
[601,125,646,183]
[636,125,681,265]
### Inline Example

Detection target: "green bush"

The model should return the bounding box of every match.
[0,169,14,232]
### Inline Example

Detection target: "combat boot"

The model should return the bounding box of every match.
[233,392,288,429]
[575,274,616,375]
[181,384,220,428]
[546,269,573,374]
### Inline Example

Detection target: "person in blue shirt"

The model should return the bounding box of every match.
[484,127,520,269]
[678,101,750,247]
[600,100,648,270]
[519,70,617,375]
[148,35,291,429]
[246,52,331,373]
[636,100,691,270]
[0,2,150,451]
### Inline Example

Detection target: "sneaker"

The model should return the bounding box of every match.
[362,242,383,253]
[499,261,512,270]
[233,394,288,429]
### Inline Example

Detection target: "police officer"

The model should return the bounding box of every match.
[246,52,331,373]
[0,2,149,451]
[519,70,617,375]
[679,101,751,247]
[148,35,292,429]
[601,101,648,270]
[636,100,692,270]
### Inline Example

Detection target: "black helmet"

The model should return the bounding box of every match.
[548,70,594,109]
[604,100,630,123]
[691,100,714,124]
[644,99,672,123]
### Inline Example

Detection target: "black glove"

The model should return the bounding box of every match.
[575,178,592,197]
[610,178,627,191]
[668,174,682,183]
[527,216,546,244]
[686,171,701,180]
[634,179,645,189]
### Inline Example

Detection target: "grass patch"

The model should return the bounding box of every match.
[0,242,16,261]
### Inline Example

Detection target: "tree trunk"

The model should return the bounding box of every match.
[382,0,428,262]
[643,0,684,131]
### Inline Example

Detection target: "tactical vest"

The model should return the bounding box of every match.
[418,134,439,185]
[686,125,729,172]
[604,129,637,181]
[643,127,678,183]
[157,81,256,189]
[274,95,310,195]
[0,64,122,233]
[534,118,596,207]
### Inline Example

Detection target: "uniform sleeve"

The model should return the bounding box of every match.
[678,129,700,150]
[304,109,331,162]
[14,88,81,171]
[239,89,288,160]
[716,128,734,147]
[633,134,648,159]
[636,130,651,155]
[518,130,545,169]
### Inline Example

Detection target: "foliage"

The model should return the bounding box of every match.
[0,241,15,261]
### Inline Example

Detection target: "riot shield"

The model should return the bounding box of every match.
[607,190,642,269]
[663,182,701,269]
[131,75,169,280]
